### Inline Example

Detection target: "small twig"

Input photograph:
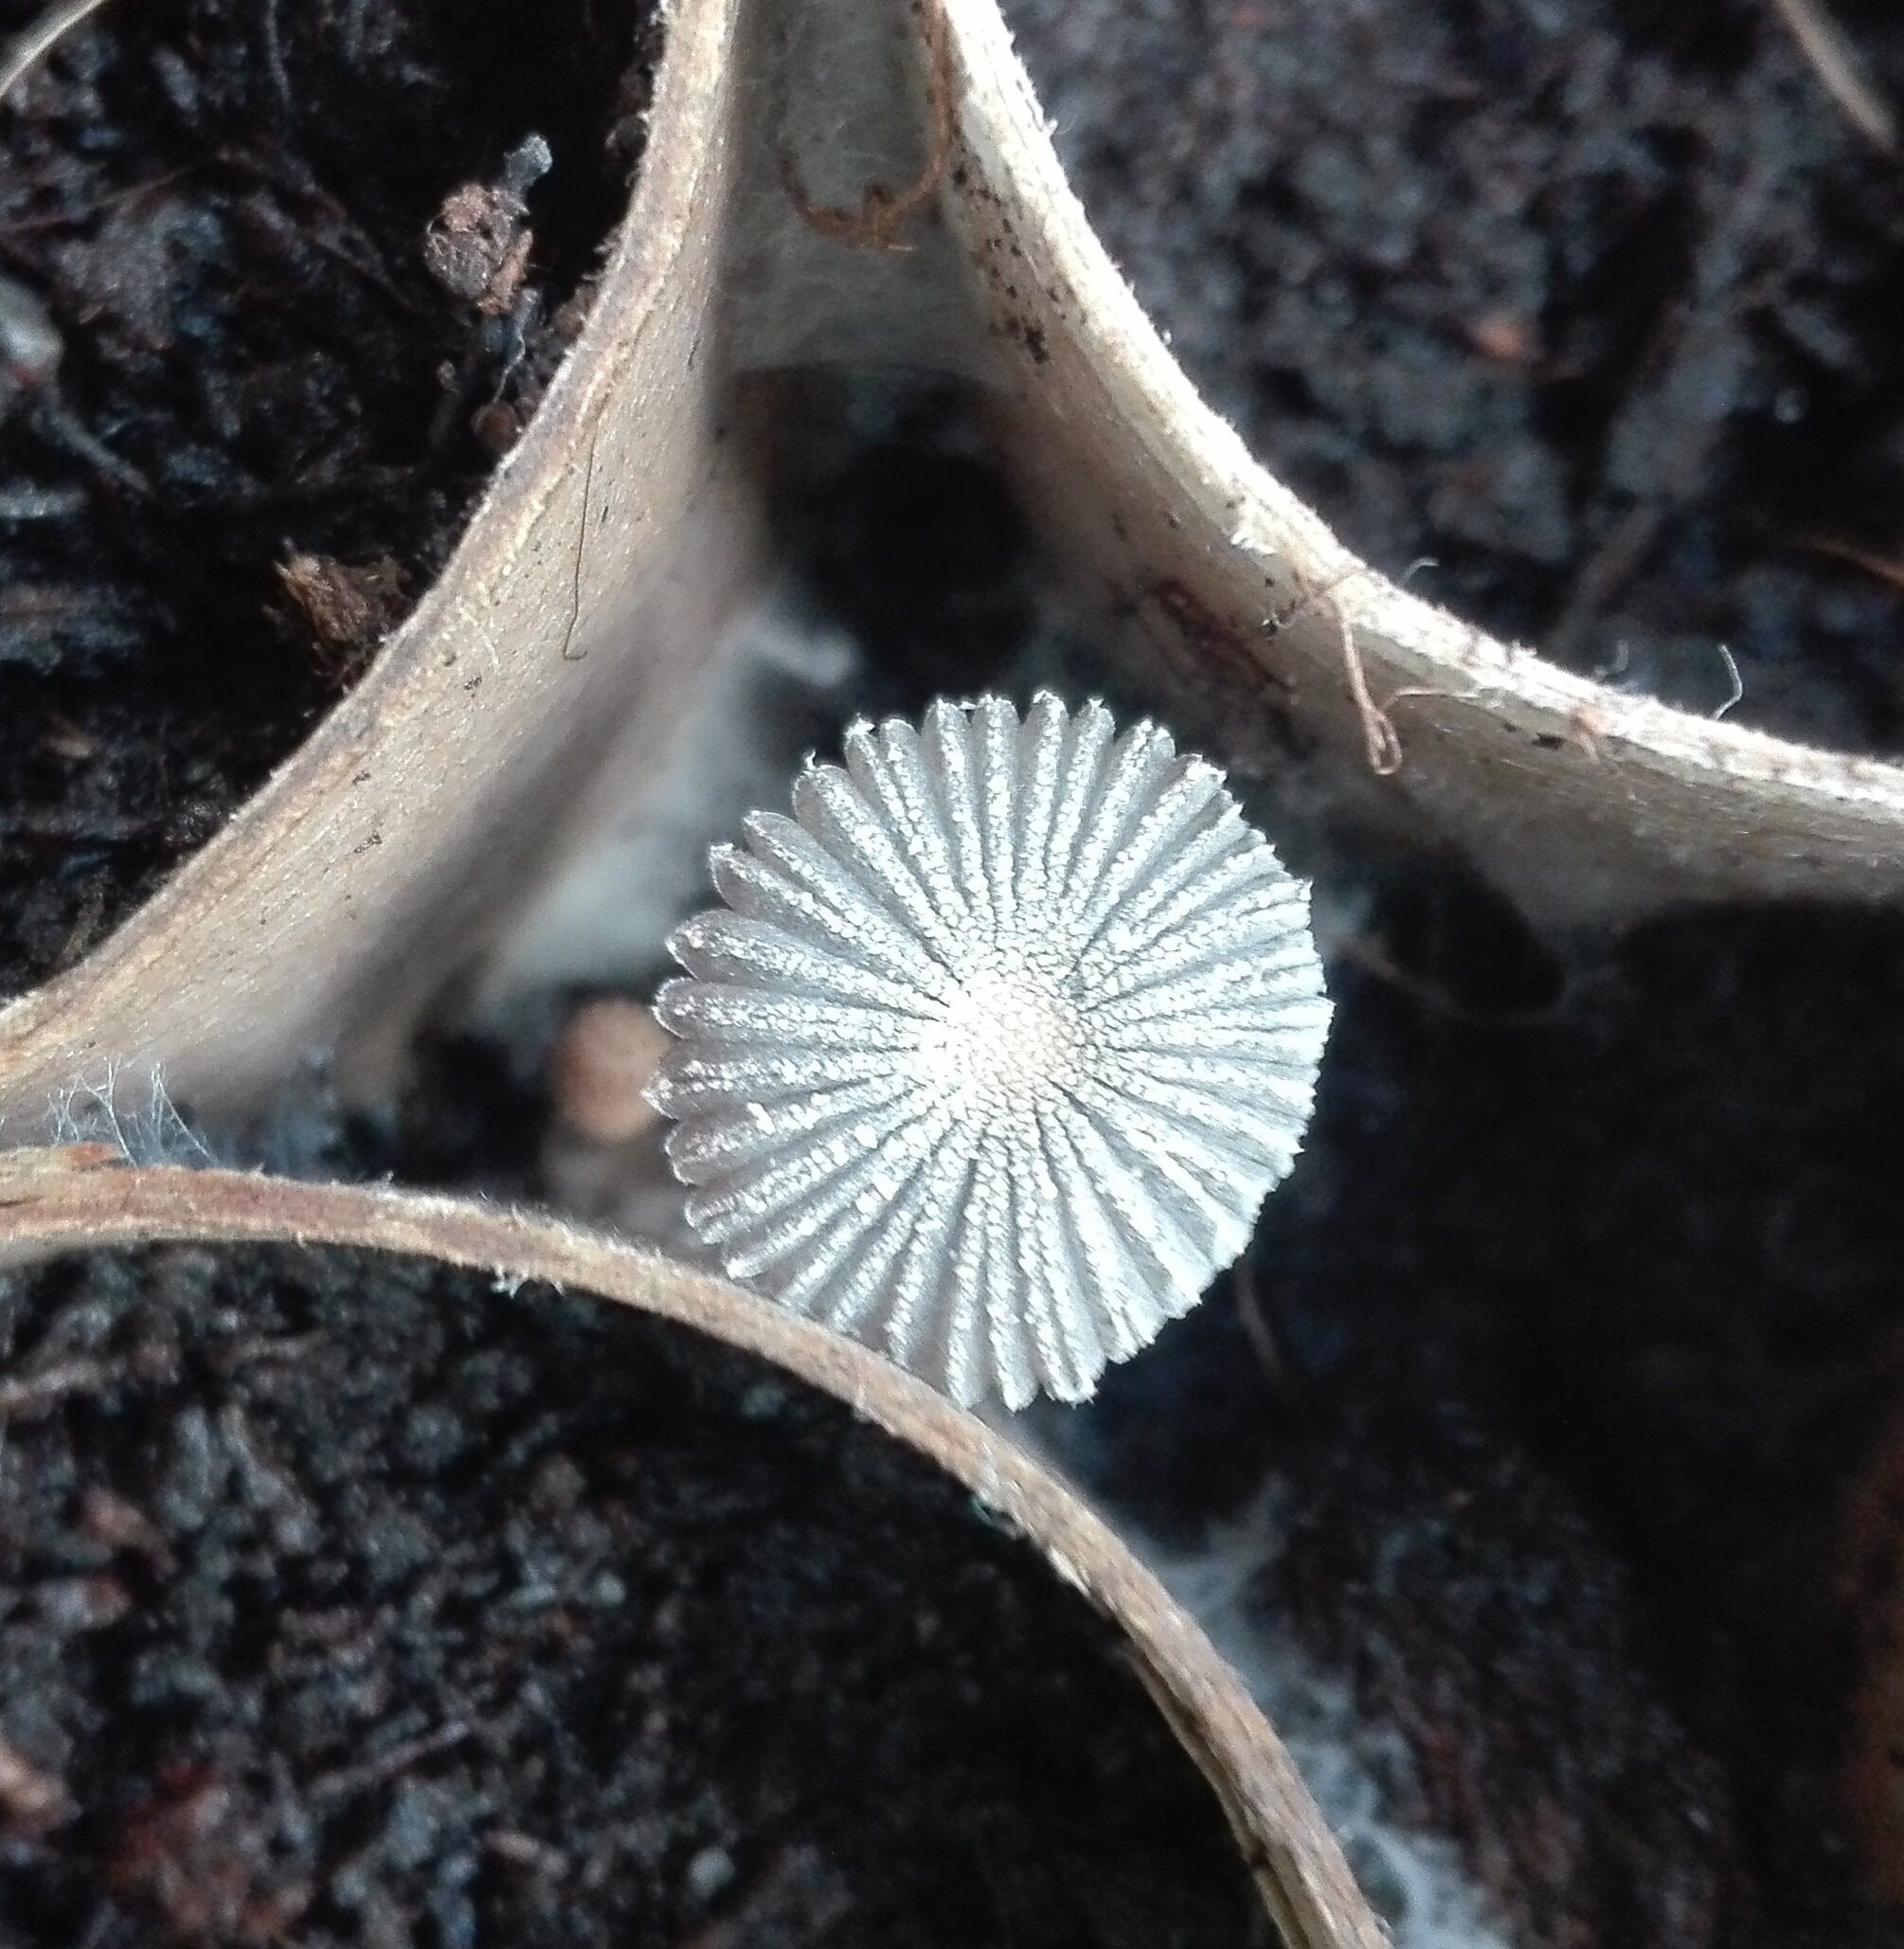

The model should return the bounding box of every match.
[1801,533,1904,594]
[1266,559,1502,775]
[1329,925,1567,1026]
[1335,605,1404,776]
[1767,0,1897,152]
[1547,501,1670,661]
[1231,1261,1288,1396]
[1549,160,1779,659]
[0,806,162,843]
[1266,564,1452,776]
[0,0,114,109]
[33,395,153,498]
[54,882,105,968]
[674,1848,850,1949]
[306,1721,474,1807]
[0,168,197,241]
[260,0,293,124]
[216,151,418,316]
[0,1355,123,1421]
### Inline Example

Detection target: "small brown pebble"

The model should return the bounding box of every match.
[470,399,524,455]
[39,717,98,763]
[0,1737,75,1832]
[1468,310,1533,364]
[81,1485,175,1572]
[550,998,670,1146]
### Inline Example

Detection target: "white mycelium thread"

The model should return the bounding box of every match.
[649,693,1333,1410]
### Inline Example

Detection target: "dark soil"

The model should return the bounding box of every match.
[1051,881,1904,1948]
[514,369,1904,1948]
[0,0,663,999]
[1004,0,1904,753]
[10,1,1900,1937]
[772,376,1038,712]
[234,327,1904,1945]
[225,2,1904,1908]
[953,12,1904,1907]
[0,1239,1265,1948]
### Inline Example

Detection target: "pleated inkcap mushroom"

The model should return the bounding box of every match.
[649,693,1333,1410]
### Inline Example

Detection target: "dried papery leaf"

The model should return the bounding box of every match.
[0,0,761,1125]
[0,1160,1387,1949]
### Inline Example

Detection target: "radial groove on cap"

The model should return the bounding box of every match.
[651,692,1333,1410]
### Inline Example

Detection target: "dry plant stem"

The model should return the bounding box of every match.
[0,0,115,108]
[1766,0,1898,152]
[1333,606,1404,777]
[0,1163,1387,1949]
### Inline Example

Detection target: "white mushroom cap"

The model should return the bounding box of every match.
[650,692,1333,1411]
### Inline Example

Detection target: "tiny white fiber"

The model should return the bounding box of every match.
[650,693,1332,1410]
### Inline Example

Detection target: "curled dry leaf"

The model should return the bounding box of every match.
[0,0,1902,1130]
[276,554,409,689]
[422,135,553,316]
